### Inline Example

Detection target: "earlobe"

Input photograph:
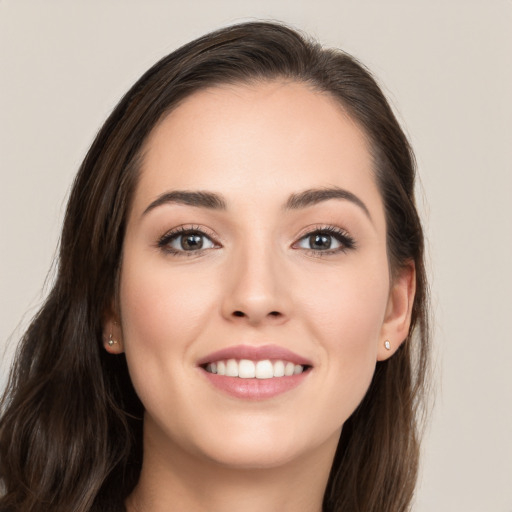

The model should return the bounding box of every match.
[102,299,124,354]
[103,317,124,354]
[377,261,416,361]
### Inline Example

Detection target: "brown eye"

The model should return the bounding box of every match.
[159,229,216,254]
[180,233,204,250]
[294,227,356,254]
[296,231,342,251]
[308,233,332,250]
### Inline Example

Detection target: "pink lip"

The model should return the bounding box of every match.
[196,344,313,367]
[196,344,313,401]
[200,370,310,400]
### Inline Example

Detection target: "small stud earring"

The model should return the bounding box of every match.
[108,332,117,347]
[384,340,391,350]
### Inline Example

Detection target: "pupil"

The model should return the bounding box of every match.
[310,234,331,250]
[182,234,203,250]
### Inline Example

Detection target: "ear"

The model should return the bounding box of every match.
[377,261,416,361]
[102,306,124,355]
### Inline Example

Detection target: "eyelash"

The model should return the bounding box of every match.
[157,224,356,257]
[294,225,356,256]
[157,225,219,257]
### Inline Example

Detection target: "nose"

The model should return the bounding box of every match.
[220,244,291,327]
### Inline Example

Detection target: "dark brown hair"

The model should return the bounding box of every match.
[0,21,430,512]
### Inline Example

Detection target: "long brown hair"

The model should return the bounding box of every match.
[0,21,430,512]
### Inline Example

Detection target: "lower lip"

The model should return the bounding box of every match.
[200,368,311,400]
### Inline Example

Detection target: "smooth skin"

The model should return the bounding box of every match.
[105,81,415,512]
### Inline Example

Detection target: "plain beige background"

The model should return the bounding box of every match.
[1,1,511,510]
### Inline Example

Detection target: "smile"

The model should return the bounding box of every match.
[198,344,313,400]
[205,359,307,379]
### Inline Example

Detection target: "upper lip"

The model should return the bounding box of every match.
[197,344,313,367]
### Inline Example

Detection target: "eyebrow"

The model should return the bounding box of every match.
[284,187,371,219]
[142,186,371,219]
[143,190,227,216]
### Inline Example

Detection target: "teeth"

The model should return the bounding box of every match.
[273,360,285,377]
[205,359,306,378]
[226,359,238,377]
[216,361,226,376]
[255,360,273,379]
[239,359,256,378]
[284,362,295,376]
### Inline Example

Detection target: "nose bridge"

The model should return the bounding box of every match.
[222,229,290,325]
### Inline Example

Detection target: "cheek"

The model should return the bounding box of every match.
[122,271,212,338]
[118,252,218,400]
[297,260,389,412]
[301,260,389,346]
[120,243,221,330]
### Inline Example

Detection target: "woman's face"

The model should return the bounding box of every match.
[115,81,412,470]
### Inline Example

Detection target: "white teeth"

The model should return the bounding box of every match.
[273,360,285,377]
[206,362,217,374]
[216,361,226,376]
[205,359,307,378]
[284,362,295,376]
[255,360,274,379]
[226,359,239,377]
[238,359,256,378]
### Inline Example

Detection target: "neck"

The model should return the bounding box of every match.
[126,422,339,512]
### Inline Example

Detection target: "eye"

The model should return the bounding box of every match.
[158,227,217,255]
[294,226,355,254]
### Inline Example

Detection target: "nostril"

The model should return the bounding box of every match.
[232,310,281,318]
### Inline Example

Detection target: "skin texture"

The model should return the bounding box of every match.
[105,81,415,512]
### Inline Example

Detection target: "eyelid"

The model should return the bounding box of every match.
[291,224,356,254]
[157,224,222,255]
[293,223,352,241]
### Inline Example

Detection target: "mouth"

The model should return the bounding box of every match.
[197,344,313,400]
[201,359,311,379]
[197,344,313,373]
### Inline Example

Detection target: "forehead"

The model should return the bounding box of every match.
[132,81,382,218]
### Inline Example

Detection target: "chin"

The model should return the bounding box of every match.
[189,418,340,471]
[201,441,307,470]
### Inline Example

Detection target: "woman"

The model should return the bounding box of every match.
[0,21,430,512]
